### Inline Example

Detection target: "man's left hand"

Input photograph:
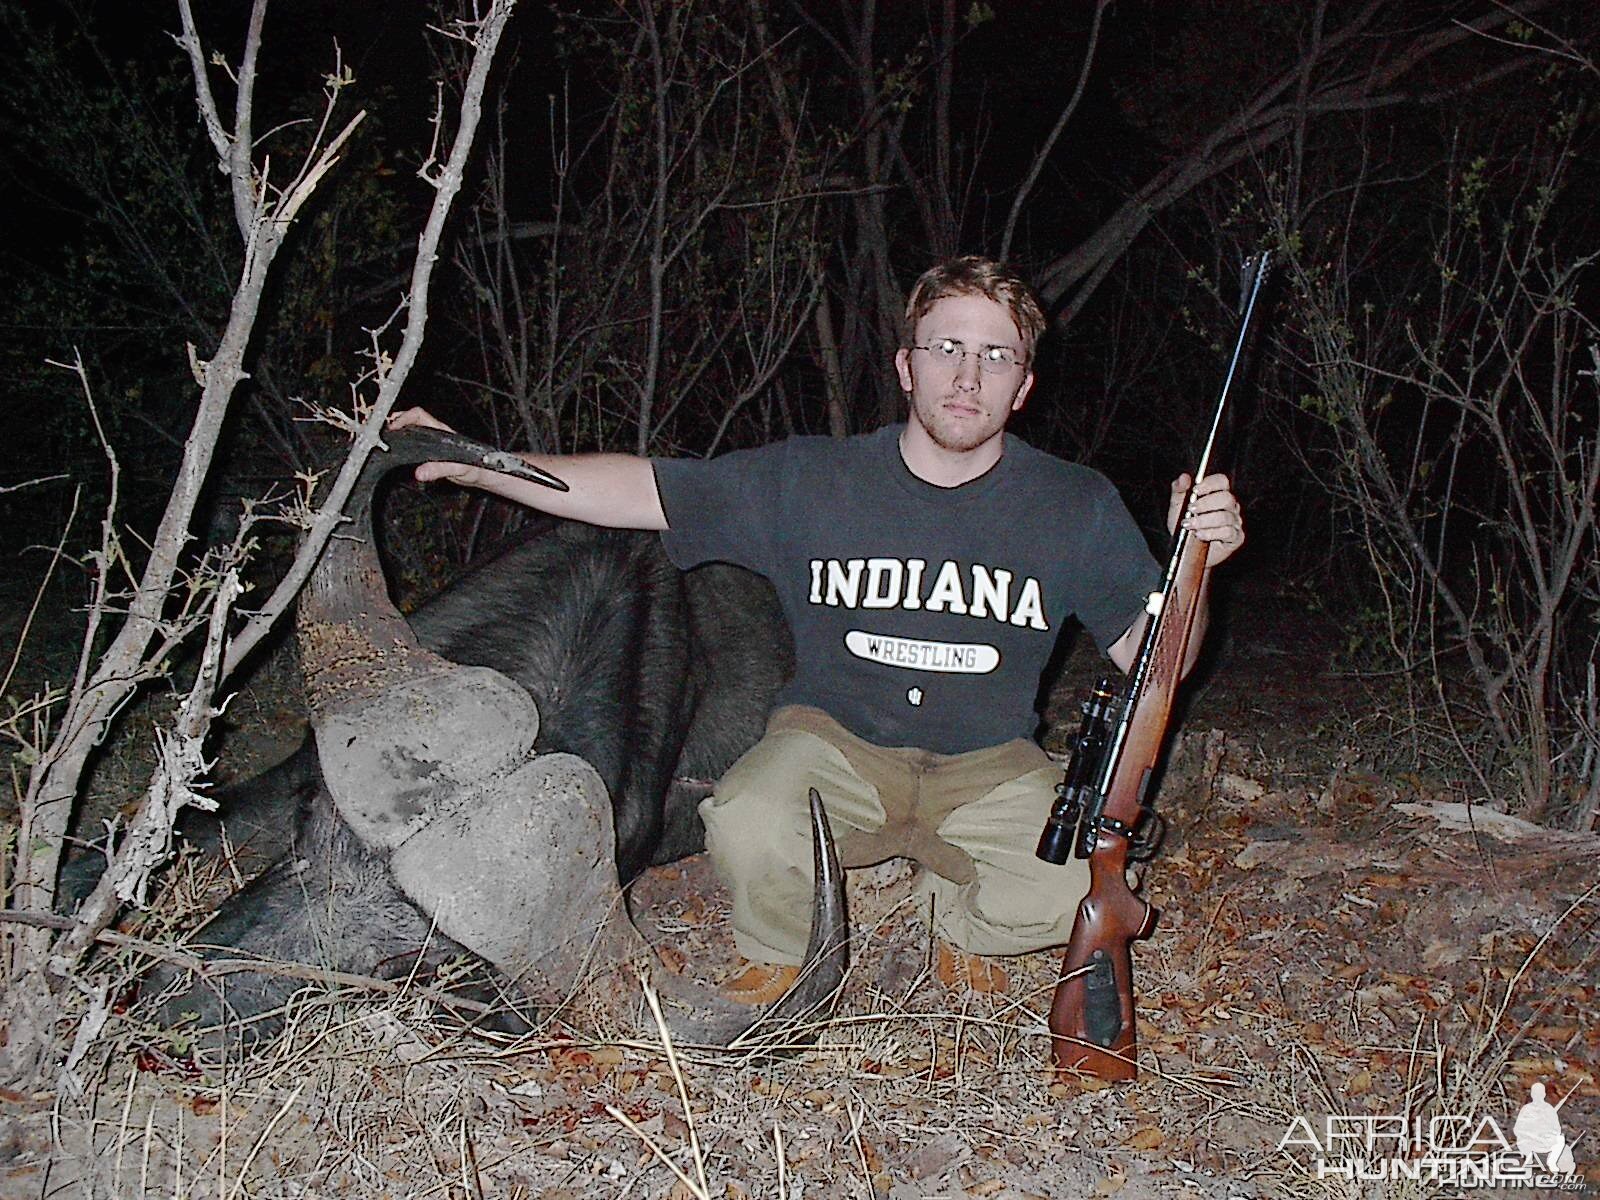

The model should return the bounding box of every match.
[1167,473,1244,568]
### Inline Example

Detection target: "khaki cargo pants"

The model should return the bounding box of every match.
[699,705,1090,965]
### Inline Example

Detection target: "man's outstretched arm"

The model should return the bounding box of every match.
[388,407,668,531]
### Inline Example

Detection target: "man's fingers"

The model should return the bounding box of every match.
[388,406,455,434]
[386,410,468,485]
[1182,506,1245,562]
[1177,473,1238,515]
[1170,471,1244,564]
[1169,473,1245,564]
[1181,504,1242,530]
[1185,491,1241,517]
[414,460,478,485]
[1184,509,1241,533]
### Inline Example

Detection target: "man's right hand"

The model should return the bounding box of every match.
[385,407,668,531]
[387,407,482,487]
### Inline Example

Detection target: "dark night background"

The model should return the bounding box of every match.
[0,8,1598,1183]
[1,0,1597,827]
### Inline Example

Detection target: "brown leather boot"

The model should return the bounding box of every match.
[719,961,801,1005]
[935,942,1009,995]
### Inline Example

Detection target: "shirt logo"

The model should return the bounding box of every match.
[808,557,1048,630]
[844,630,1000,674]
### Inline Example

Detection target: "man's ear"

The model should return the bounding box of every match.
[894,346,914,394]
[1011,370,1036,413]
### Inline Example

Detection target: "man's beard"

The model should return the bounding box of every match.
[913,394,1009,453]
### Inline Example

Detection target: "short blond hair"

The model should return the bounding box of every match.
[902,256,1046,361]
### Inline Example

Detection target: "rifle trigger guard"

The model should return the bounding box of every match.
[1128,812,1167,863]
[1093,813,1138,840]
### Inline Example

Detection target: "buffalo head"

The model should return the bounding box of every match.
[289,428,849,1047]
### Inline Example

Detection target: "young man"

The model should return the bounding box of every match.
[390,256,1244,1000]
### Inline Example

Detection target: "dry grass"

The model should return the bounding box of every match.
[9,814,1592,1200]
[6,671,1597,1198]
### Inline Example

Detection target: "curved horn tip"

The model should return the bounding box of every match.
[731,787,850,1050]
[648,786,850,1054]
[378,427,568,492]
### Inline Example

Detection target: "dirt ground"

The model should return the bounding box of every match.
[2,576,1597,1199]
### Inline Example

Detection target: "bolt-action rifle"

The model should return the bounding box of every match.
[1036,253,1272,1083]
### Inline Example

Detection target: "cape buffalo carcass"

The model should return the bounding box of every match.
[136,428,848,1050]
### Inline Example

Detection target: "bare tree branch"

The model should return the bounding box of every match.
[999,0,1110,262]
[1035,1,1554,319]
[2,0,517,1085]
[172,0,232,173]
[221,0,515,681]
[230,0,268,232]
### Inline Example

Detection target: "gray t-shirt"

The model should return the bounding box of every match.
[653,425,1160,754]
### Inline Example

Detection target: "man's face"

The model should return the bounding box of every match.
[895,292,1035,454]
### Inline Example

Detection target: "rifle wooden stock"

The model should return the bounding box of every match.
[1047,533,1209,1081]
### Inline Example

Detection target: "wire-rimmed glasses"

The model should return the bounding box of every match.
[910,337,1027,375]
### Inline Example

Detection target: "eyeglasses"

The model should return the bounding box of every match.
[910,338,1027,375]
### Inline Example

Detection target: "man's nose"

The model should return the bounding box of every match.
[954,353,982,389]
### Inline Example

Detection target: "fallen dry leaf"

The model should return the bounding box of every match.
[657,944,688,974]
[1217,772,1266,802]
[1527,1024,1579,1043]
[1126,1126,1166,1150]
[1421,939,1464,969]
